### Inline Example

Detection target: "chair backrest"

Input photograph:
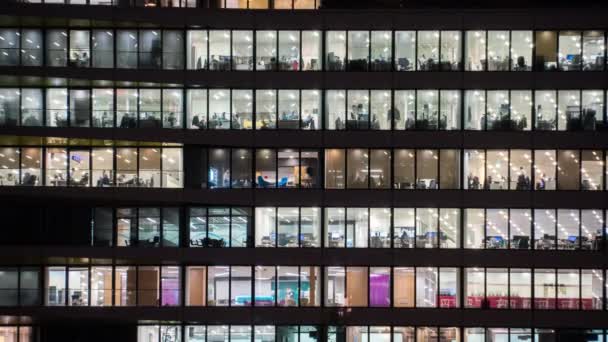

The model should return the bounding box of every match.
[278,177,288,187]
[257,175,267,187]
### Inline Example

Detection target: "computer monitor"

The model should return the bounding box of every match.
[568,236,578,243]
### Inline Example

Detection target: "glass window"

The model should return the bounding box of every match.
[46,29,67,67]
[232,30,253,71]
[441,31,461,71]
[583,31,605,71]
[187,89,207,129]
[209,89,230,129]
[485,219,507,251]
[21,148,42,186]
[68,267,88,306]
[294,0,316,8]
[464,150,485,190]
[19,268,40,306]
[581,269,603,310]
[581,210,603,251]
[162,148,182,188]
[486,150,508,190]
[395,31,415,71]
[465,31,486,71]
[487,268,508,309]
[440,149,460,189]
[139,89,161,127]
[277,266,298,306]
[231,89,253,129]
[20,29,42,67]
[325,90,345,130]
[162,89,183,129]
[207,266,230,306]
[256,207,276,247]
[369,149,390,189]
[163,30,184,70]
[91,148,113,187]
[511,30,533,71]
[416,208,438,248]
[510,209,532,249]
[557,209,580,250]
[439,268,459,308]
[69,89,91,127]
[92,88,114,128]
[417,31,439,70]
[346,208,368,248]
[0,268,18,306]
[464,267,484,308]
[278,31,300,71]
[325,266,345,306]
[557,269,580,310]
[487,31,510,71]
[0,89,19,127]
[256,89,276,129]
[116,148,138,187]
[187,30,208,70]
[114,266,136,306]
[324,149,344,189]
[68,149,90,187]
[511,90,532,130]
[301,90,320,130]
[416,149,438,189]
[536,31,558,71]
[230,266,251,306]
[393,267,415,307]
[535,90,557,130]
[509,149,532,190]
[559,31,582,71]
[370,208,390,248]
[256,31,276,71]
[486,90,509,130]
[347,148,369,189]
[92,30,114,68]
[116,88,137,128]
[326,31,346,71]
[440,90,461,130]
[558,90,580,131]
[464,90,485,130]
[347,90,369,130]
[93,208,113,247]
[557,149,580,190]
[256,149,277,187]
[510,268,532,309]
[300,266,320,307]
[0,29,19,66]
[347,31,369,71]
[416,267,437,307]
[464,209,485,249]
[69,30,90,67]
[534,209,557,250]
[46,148,67,186]
[394,149,415,189]
[416,90,439,130]
[323,208,344,248]
[278,90,299,129]
[394,208,415,248]
[46,266,66,306]
[297,207,320,247]
[117,30,137,69]
[394,90,415,130]
[46,88,68,127]
[582,90,604,130]
[208,208,231,247]
[534,150,556,190]
[346,267,367,306]
[277,207,299,247]
[139,30,161,69]
[581,150,603,190]
[209,30,231,71]
[440,208,460,248]
[255,266,276,306]
[302,30,321,71]
[370,90,391,130]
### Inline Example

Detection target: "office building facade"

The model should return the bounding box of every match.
[1,0,608,341]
